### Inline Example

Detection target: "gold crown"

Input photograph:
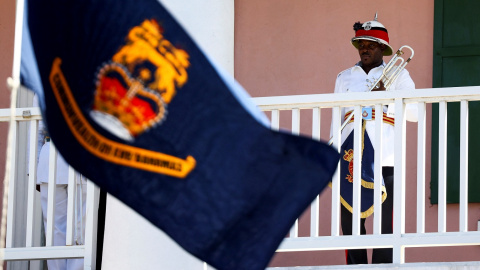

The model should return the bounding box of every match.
[93,63,166,137]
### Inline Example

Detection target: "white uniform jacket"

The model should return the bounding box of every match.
[34,95,70,185]
[332,61,417,167]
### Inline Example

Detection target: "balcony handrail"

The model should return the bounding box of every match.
[253,86,480,110]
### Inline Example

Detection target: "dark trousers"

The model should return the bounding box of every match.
[341,167,394,264]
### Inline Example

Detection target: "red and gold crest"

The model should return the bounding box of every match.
[343,149,354,183]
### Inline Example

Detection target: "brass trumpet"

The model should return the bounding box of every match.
[375,45,414,90]
[328,45,414,146]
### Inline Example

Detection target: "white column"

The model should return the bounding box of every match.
[160,0,234,75]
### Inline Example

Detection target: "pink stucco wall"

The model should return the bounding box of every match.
[0,0,16,212]
[235,0,480,267]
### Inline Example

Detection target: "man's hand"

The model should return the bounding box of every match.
[371,80,386,91]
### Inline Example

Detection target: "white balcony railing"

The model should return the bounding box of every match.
[0,107,100,270]
[253,86,480,267]
[1,86,480,269]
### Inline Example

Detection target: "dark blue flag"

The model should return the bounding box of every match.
[21,0,339,269]
[339,121,386,218]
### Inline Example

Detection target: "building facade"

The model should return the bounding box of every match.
[1,0,479,268]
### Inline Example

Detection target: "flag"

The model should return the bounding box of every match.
[339,121,386,218]
[21,0,340,269]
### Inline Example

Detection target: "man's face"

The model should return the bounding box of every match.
[357,40,385,68]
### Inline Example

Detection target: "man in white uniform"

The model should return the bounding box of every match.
[331,15,417,264]
[35,95,87,270]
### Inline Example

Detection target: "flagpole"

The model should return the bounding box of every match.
[0,0,25,267]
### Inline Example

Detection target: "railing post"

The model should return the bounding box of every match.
[5,122,18,249]
[289,108,300,238]
[393,97,406,264]
[373,104,383,235]
[26,120,39,247]
[352,105,362,236]
[45,143,59,247]
[270,110,279,131]
[310,107,321,237]
[459,100,469,232]
[330,106,341,237]
[312,107,321,141]
[66,167,76,246]
[416,102,426,233]
[438,101,447,233]
[83,181,100,270]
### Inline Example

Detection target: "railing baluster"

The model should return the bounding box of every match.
[66,167,76,245]
[310,107,321,237]
[393,97,407,264]
[312,107,320,141]
[417,102,426,233]
[83,180,100,270]
[46,142,59,247]
[438,101,447,233]
[373,104,383,235]
[26,120,38,247]
[330,107,341,237]
[289,108,300,238]
[459,100,469,232]
[352,105,362,236]
[292,108,300,135]
[310,196,320,237]
[271,110,280,131]
[5,122,18,248]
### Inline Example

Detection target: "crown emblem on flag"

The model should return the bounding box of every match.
[93,62,167,139]
[91,19,190,141]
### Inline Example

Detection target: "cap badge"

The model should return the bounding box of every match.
[364,22,372,31]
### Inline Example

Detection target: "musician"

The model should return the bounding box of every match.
[331,15,417,264]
